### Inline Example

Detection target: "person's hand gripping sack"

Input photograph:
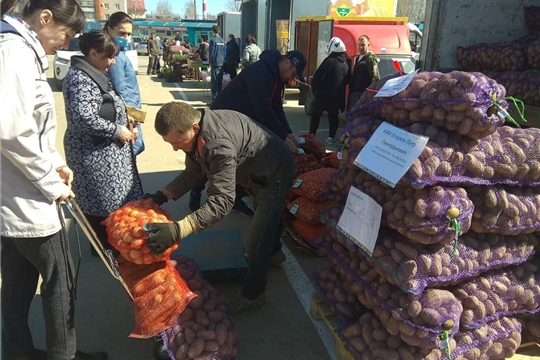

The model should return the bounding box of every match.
[142,190,169,205]
[143,215,198,254]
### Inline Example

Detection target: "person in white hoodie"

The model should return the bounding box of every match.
[0,1,107,359]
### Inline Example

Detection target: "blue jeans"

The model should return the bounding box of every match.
[242,169,296,300]
[210,66,223,99]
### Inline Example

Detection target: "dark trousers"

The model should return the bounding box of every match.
[1,232,77,360]
[210,65,224,99]
[309,105,340,139]
[148,54,159,74]
[242,169,295,299]
[84,213,120,258]
[224,63,237,79]
[347,91,363,113]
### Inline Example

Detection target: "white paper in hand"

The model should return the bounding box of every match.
[337,186,382,256]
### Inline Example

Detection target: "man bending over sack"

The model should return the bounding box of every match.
[142,102,295,314]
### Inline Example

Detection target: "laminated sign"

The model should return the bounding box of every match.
[374,69,419,97]
[354,121,428,188]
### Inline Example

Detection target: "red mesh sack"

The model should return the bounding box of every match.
[290,167,336,202]
[451,259,540,329]
[103,199,179,264]
[469,185,540,235]
[297,134,326,160]
[287,197,335,225]
[341,312,521,360]
[161,255,238,360]
[293,152,322,176]
[117,256,196,338]
[351,72,508,140]
[290,219,329,242]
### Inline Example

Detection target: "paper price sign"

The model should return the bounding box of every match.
[337,186,382,256]
[374,69,419,98]
[353,122,428,188]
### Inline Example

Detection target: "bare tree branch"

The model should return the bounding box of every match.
[155,0,173,18]
[396,0,427,24]
[184,1,196,19]
[225,0,240,11]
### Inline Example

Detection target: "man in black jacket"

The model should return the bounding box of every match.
[223,34,240,79]
[143,102,295,315]
[188,49,306,216]
[348,34,380,111]
[309,37,350,143]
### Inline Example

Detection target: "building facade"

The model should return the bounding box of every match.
[132,19,216,45]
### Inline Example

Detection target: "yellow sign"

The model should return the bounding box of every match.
[329,0,396,17]
[276,20,289,54]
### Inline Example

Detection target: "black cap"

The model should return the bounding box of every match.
[285,50,306,82]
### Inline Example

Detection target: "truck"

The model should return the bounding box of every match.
[294,16,421,115]
[217,11,242,42]
[419,0,540,126]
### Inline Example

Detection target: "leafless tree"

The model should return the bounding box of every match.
[155,0,174,19]
[184,1,197,19]
[225,0,240,12]
[396,0,427,24]
[206,13,217,20]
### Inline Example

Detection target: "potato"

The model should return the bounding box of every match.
[187,338,205,359]
[175,343,190,360]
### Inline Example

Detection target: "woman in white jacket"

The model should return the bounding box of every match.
[0,1,107,359]
[241,34,262,67]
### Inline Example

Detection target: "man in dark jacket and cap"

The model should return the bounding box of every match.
[309,37,350,144]
[143,102,295,315]
[187,49,306,217]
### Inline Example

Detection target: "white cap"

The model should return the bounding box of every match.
[327,37,346,54]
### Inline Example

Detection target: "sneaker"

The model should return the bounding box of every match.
[325,137,335,145]
[74,351,108,360]
[232,199,254,216]
[189,190,201,212]
[227,292,265,315]
[269,250,286,266]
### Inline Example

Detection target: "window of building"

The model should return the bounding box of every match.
[103,3,109,9]
[115,4,120,9]
[105,14,110,19]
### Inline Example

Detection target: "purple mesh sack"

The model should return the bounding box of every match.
[161,255,237,360]
[341,312,521,360]
[529,39,540,69]
[341,116,540,188]
[457,42,530,72]
[326,241,463,349]
[351,71,508,140]
[321,172,474,245]
[315,268,365,322]
[451,259,540,329]
[469,185,540,235]
[525,6,540,32]
[485,69,540,106]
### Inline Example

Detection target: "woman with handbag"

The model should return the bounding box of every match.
[63,30,143,257]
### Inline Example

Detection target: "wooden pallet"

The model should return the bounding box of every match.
[309,292,357,360]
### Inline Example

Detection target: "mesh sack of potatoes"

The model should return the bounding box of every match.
[326,241,462,349]
[367,227,537,296]
[160,255,238,360]
[352,72,508,140]
[457,42,530,71]
[451,259,540,329]
[485,69,540,106]
[292,152,323,177]
[528,38,540,69]
[324,171,474,245]
[315,267,366,322]
[468,185,540,235]
[343,116,540,188]
[290,167,338,202]
[341,312,521,360]
[525,6,540,32]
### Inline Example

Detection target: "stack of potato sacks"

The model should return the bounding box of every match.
[458,6,540,108]
[283,135,344,249]
[310,70,540,359]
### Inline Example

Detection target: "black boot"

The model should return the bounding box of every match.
[74,350,108,360]
[232,198,254,216]
[189,190,201,212]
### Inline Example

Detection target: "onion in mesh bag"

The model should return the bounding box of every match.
[352,71,508,139]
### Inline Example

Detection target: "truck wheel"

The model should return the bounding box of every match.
[304,89,313,116]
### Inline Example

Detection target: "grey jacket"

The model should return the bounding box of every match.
[242,43,262,66]
[1,16,69,237]
[164,109,294,230]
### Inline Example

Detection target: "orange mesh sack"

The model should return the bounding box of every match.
[287,197,335,225]
[293,152,323,176]
[290,219,330,242]
[102,199,179,264]
[290,168,336,202]
[117,256,197,339]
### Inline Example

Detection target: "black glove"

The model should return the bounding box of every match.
[143,222,180,254]
[142,190,168,205]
